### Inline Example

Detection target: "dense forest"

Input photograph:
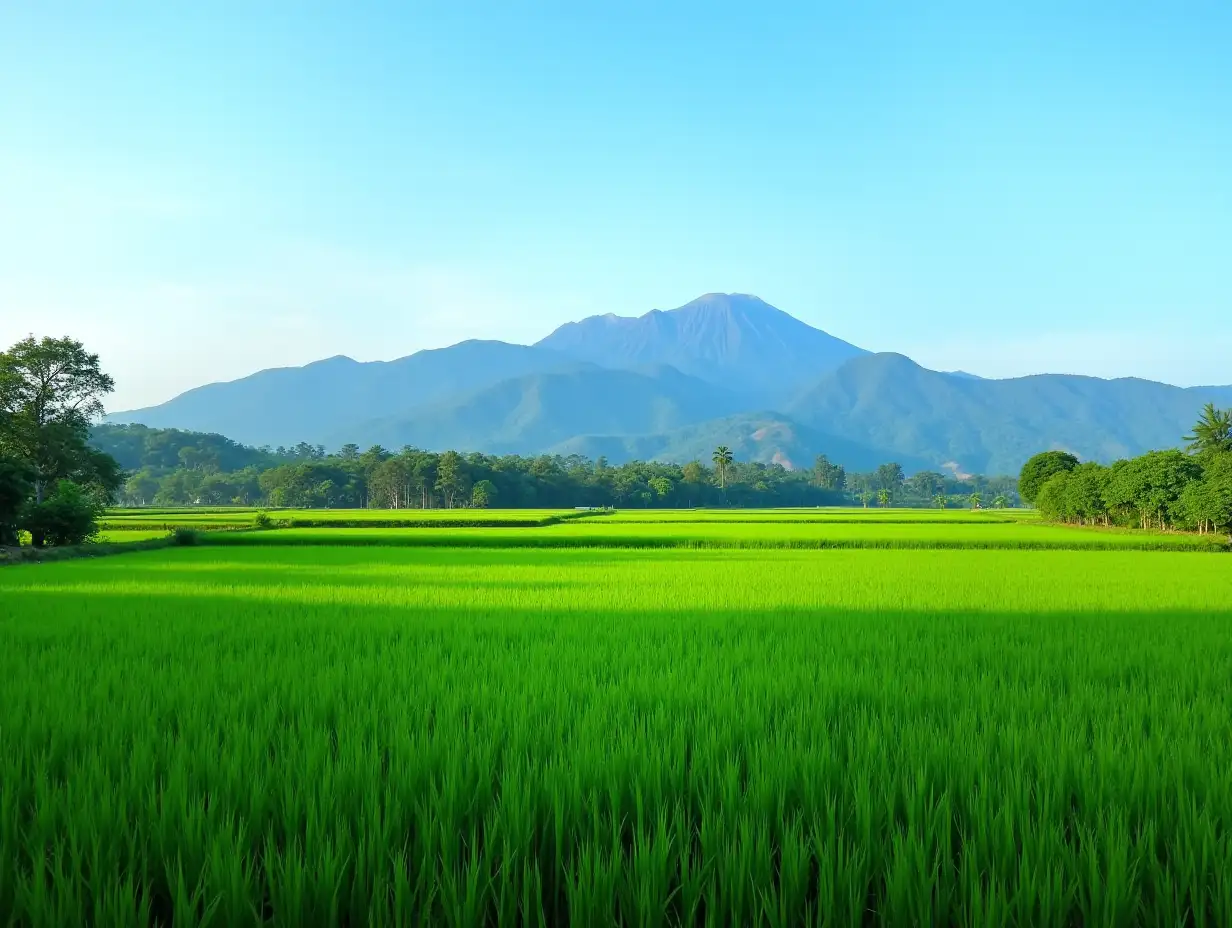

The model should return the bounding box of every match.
[1019,403,1232,534]
[92,423,1021,510]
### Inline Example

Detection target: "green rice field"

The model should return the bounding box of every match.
[3,509,1231,924]
[208,520,1229,551]
[100,508,589,531]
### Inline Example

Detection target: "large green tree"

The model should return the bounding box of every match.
[0,337,123,546]
[0,337,118,504]
[1018,450,1079,505]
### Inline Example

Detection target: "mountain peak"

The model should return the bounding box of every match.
[536,295,867,401]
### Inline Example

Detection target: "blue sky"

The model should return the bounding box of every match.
[2,2,1230,410]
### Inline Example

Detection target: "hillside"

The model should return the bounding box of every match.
[332,364,745,456]
[788,353,1229,474]
[549,412,933,472]
[109,341,571,447]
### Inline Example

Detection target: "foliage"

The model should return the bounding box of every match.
[171,527,200,546]
[1017,450,1079,504]
[0,337,117,504]
[711,446,733,490]
[1184,402,1232,456]
[470,479,498,509]
[1028,412,1232,535]
[20,480,102,547]
[0,457,33,547]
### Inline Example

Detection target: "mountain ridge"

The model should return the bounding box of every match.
[107,293,1230,474]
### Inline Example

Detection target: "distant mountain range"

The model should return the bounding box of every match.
[109,293,1231,475]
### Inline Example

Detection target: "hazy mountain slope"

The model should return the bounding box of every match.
[107,341,570,447]
[549,412,934,472]
[334,364,745,454]
[789,353,1228,474]
[536,293,867,401]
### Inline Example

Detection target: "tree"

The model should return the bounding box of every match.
[471,479,498,508]
[649,476,674,503]
[1018,451,1079,505]
[712,446,734,491]
[124,470,161,507]
[1103,449,1201,530]
[0,457,33,546]
[812,455,845,491]
[876,487,891,507]
[907,471,946,500]
[0,336,118,507]
[1061,462,1110,525]
[874,462,905,495]
[969,492,982,509]
[435,451,469,508]
[21,479,102,547]
[1185,403,1232,456]
[933,492,948,509]
[992,494,1008,509]
[339,443,361,461]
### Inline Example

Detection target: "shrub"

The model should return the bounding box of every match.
[172,527,200,546]
[254,511,273,529]
[21,480,101,547]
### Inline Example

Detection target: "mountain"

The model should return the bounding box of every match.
[548,412,933,472]
[535,293,867,402]
[106,292,1229,475]
[788,352,1229,475]
[108,341,571,447]
[331,363,745,455]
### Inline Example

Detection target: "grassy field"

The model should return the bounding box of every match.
[598,507,1038,523]
[100,508,590,531]
[2,543,1231,925]
[96,529,175,543]
[206,520,1230,551]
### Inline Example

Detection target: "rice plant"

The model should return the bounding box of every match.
[2,546,1231,924]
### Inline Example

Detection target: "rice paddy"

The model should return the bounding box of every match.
[3,508,1230,924]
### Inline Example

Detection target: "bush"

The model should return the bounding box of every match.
[21,480,101,547]
[254,511,273,529]
[172,527,200,546]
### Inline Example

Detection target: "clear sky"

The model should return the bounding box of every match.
[2,2,1230,410]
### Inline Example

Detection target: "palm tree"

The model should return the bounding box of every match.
[992,493,1008,509]
[1185,403,1232,455]
[969,492,983,509]
[876,487,891,507]
[711,446,734,491]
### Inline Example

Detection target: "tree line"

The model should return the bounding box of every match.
[3,335,1023,549]
[98,425,1019,512]
[1018,403,1232,534]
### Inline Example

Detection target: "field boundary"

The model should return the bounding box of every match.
[0,536,179,567]
[200,531,1231,553]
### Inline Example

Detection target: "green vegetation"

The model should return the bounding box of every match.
[202,520,1227,552]
[3,545,1231,924]
[1022,443,1232,534]
[93,422,1021,511]
[1,337,124,547]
